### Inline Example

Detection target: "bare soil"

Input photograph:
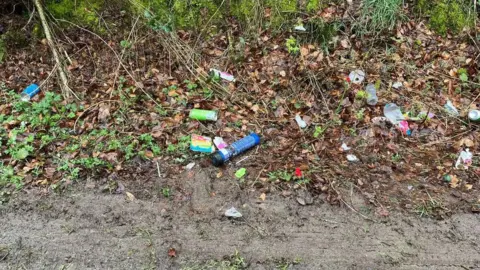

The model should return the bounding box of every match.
[1,163,479,270]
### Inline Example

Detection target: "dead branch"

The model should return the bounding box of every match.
[33,0,78,100]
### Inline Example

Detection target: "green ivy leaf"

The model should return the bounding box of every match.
[459,73,468,82]
[14,148,29,160]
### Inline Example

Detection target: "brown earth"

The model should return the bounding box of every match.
[1,163,479,270]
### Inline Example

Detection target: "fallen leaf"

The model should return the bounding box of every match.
[450,175,460,188]
[259,193,266,201]
[98,104,110,123]
[251,104,259,112]
[465,184,473,190]
[300,47,309,56]
[168,248,176,257]
[125,191,135,201]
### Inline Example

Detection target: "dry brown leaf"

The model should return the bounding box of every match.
[450,175,460,188]
[168,248,177,257]
[300,47,309,57]
[98,104,110,123]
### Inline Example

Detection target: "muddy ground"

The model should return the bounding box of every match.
[1,163,480,270]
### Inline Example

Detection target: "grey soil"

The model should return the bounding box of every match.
[1,167,479,270]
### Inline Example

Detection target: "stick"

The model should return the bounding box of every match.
[33,0,78,100]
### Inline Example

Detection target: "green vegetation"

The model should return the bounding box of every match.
[46,0,103,29]
[0,85,168,189]
[285,36,300,54]
[417,0,474,35]
[355,0,404,36]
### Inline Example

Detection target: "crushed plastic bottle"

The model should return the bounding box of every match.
[348,70,365,84]
[365,83,378,105]
[21,84,40,101]
[384,103,411,136]
[212,133,260,166]
[455,149,473,169]
[444,100,459,116]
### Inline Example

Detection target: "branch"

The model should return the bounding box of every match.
[33,0,78,100]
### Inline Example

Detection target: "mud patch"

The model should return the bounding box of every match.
[1,167,480,269]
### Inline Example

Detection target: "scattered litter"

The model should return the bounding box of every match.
[168,248,177,257]
[259,193,266,201]
[212,133,261,166]
[407,185,413,191]
[455,149,473,169]
[125,191,135,201]
[21,84,40,101]
[348,70,365,84]
[214,137,228,150]
[341,143,351,151]
[346,154,359,162]
[185,162,195,170]
[294,24,306,31]
[468,109,480,121]
[392,81,403,89]
[384,103,411,135]
[190,134,215,153]
[210,68,235,82]
[295,167,302,177]
[189,109,218,121]
[444,100,459,116]
[225,207,242,218]
[365,83,378,105]
[235,168,247,178]
[411,111,435,121]
[372,116,389,127]
[295,114,307,128]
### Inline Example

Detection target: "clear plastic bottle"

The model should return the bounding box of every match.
[212,133,260,166]
[365,84,378,105]
[384,103,411,135]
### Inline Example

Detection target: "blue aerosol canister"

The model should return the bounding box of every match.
[21,84,40,101]
[212,133,260,166]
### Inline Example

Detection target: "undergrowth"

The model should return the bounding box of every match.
[416,0,474,35]
[354,0,405,36]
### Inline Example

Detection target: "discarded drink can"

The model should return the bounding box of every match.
[21,84,40,101]
[212,133,260,166]
[468,110,480,122]
[189,109,218,121]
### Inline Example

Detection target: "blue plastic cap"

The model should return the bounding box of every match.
[249,133,261,145]
[406,130,412,136]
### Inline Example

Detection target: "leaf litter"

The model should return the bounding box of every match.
[0,8,479,217]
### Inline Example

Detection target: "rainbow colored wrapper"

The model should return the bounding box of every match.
[190,134,215,153]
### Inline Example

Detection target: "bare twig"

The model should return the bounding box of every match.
[55,19,161,106]
[33,0,78,100]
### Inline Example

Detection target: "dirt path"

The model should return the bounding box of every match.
[1,168,479,269]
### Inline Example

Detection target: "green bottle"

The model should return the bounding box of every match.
[189,109,218,121]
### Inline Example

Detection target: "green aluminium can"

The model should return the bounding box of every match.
[468,110,480,122]
[189,109,218,121]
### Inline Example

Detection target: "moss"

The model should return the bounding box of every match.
[417,0,473,35]
[46,0,102,30]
